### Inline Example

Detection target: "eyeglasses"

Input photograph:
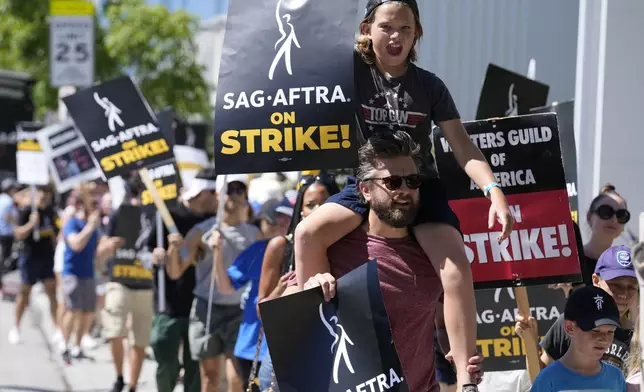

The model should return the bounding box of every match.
[593,205,631,224]
[364,174,424,190]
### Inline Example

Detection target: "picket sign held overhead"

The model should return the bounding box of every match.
[36,122,102,193]
[16,122,49,186]
[62,76,180,240]
[213,0,360,174]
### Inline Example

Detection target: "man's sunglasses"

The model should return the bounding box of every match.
[364,174,424,191]
[593,204,631,224]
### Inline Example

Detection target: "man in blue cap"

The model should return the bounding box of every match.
[516,245,638,374]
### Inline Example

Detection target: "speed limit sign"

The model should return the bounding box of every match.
[49,1,95,87]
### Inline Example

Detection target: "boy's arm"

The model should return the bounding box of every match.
[420,224,478,389]
[439,119,513,240]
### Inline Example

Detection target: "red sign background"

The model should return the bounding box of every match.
[451,189,581,288]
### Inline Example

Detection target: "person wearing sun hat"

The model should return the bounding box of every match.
[517,245,638,375]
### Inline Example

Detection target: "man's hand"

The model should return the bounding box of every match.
[303,272,336,302]
[107,237,125,255]
[28,211,40,227]
[272,271,296,299]
[446,351,484,385]
[515,314,538,339]
[207,230,223,251]
[488,187,514,243]
[152,248,167,265]
[87,210,101,228]
[167,233,184,249]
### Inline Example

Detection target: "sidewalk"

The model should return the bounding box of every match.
[0,278,177,392]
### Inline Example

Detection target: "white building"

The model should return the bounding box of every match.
[197,1,644,241]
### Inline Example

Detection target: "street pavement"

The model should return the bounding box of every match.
[0,272,174,392]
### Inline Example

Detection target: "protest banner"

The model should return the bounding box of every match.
[476,64,550,120]
[108,204,154,287]
[260,260,408,392]
[140,160,180,216]
[475,285,566,371]
[62,76,174,179]
[213,0,359,174]
[36,122,102,193]
[16,122,49,186]
[530,100,578,222]
[434,113,581,288]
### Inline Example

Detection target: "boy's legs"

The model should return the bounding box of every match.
[414,223,477,387]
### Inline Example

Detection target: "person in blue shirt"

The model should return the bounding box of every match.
[531,285,627,392]
[59,197,123,363]
[209,198,293,392]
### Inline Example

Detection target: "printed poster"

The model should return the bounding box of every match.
[213,0,360,174]
[434,113,581,288]
[62,76,174,179]
[260,260,408,392]
[36,122,102,192]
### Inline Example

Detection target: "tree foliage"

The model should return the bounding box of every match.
[0,0,211,120]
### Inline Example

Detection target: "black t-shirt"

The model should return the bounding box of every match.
[540,314,632,372]
[354,52,460,177]
[106,204,153,290]
[17,206,57,261]
[147,203,214,318]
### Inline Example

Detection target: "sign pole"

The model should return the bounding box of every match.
[139,168,178,314]
[156,210,166,313]
[513,58,541,382]
[30,185,40,241]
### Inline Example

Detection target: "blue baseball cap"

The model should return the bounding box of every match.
[594,245,636,281]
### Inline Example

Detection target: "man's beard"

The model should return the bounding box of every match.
[370,194,418,228]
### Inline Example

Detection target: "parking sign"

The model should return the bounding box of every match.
[49,1,95,87]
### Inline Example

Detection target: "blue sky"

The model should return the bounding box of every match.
[145,0,228,20]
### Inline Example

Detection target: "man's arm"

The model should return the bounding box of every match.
[13,211,38,240]
[66,212,100,252]
[208,231,235,295]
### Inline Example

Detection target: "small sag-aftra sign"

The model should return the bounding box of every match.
[260,261,409,392]
[63,76,174,179]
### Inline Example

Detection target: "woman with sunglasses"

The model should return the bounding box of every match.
[581,183,631,285]
[548,184,631,298]
[255,173,339,392]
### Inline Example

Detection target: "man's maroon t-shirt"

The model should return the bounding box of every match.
[327,228,444,392]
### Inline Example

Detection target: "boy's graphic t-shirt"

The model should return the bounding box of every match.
[530,361,626,392]
[354,52,461,178]
[541,314,632,372]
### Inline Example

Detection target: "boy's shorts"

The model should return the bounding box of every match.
[326,176,461,232]
[102,282,154,347]
[63,275,96,312]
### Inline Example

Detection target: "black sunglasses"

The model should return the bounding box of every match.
[364,174,424,190]
[594,204,631,224]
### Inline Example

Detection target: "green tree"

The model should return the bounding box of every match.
[0,0,211,120]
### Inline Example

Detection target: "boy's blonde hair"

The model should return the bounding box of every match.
[355,1,424,65]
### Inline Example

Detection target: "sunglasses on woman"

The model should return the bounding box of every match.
[364,174,424,191]
[593,204,631,224]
